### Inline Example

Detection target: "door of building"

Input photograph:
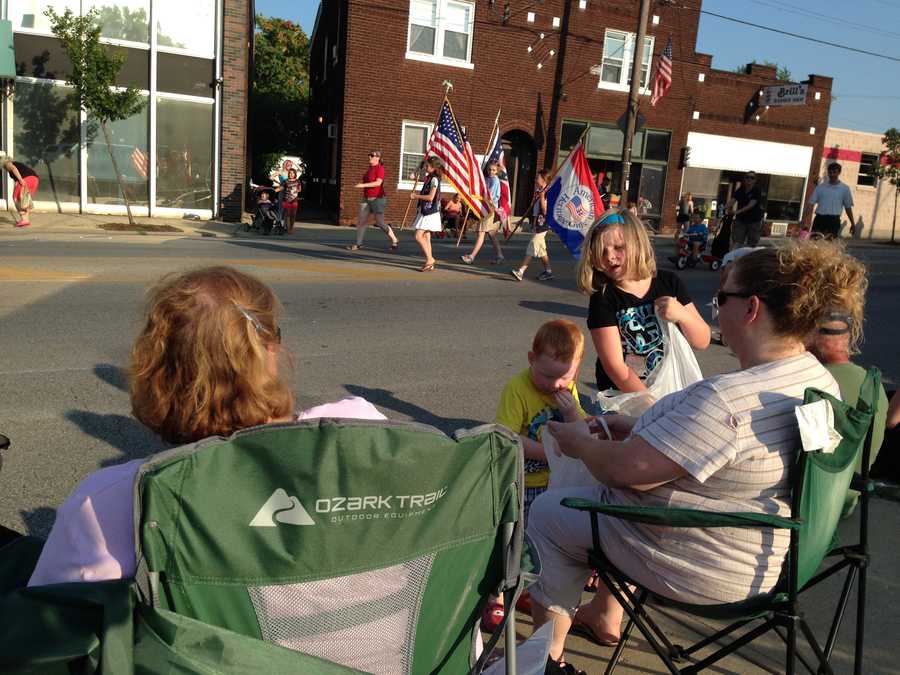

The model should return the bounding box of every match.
[502,130,536,216]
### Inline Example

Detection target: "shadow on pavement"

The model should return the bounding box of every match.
[64,410,166,467]
[19,506,56,537]
[343,384,482,434]
[518,300,587,318]
[94,363,129,393]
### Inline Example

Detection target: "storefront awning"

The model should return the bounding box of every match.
[0,21,15,80]
[685,132,813,178]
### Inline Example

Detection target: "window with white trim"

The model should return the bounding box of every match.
[407,0,475,67]
[598,30,653,92]
[400,121,434,183]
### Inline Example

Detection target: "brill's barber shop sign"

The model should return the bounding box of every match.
[762,83,808,107]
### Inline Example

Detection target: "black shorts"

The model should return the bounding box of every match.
[812,214,842,238]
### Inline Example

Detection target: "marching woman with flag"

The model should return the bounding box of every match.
[409,157,443,272]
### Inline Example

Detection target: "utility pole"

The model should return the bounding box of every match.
[543,0,572,170]
[620,0,652,198]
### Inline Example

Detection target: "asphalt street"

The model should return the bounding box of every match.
[1,228,898,537]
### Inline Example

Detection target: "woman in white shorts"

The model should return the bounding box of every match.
[410,157,443,272]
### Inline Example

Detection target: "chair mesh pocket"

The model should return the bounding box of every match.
[248,554,434,674]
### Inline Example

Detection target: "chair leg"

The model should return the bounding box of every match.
[854,562,867,675]
[605,611,637,674]
[798,617,834,675]
[786,615,797,675]
[823,565,857,661]
[600,575,681,674]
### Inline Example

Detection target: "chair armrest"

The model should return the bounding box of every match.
[561,498,802,530]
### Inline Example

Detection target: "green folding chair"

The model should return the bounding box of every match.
[562,367,880,675]
[0,419,529,674]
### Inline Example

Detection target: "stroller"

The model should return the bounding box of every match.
[671,215,731,271]
[245,183,286,236]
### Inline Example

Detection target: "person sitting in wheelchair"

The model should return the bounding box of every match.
[27,267,385,587]
[253,188,279,234]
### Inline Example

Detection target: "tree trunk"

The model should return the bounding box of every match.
[100,120,136,226]
[892,186,898,244]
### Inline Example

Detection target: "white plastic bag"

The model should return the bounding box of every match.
[545,423,601,489]
[482,621,554,675]
[595,312,704,417]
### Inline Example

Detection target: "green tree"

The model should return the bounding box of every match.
[46,8,148,225]
[875,127,900,243]
[250,15,309,179]
[733,60,792,82]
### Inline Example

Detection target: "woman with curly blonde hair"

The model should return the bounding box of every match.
[528,240,864,670]
[28,266,384,587]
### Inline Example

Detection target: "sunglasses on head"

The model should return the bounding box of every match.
[233,302,282,343]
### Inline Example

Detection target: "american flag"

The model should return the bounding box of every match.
[131,147,149,178]
[426,99,487,218]
[482,122,511,223]
[650,37,673,107]
[566,194,588,220]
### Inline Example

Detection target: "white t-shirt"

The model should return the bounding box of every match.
[808,180,853,216]
[600,353,839,604]
[28,397,387,587]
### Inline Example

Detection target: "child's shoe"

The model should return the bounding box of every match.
[480,601,505,633]
[510,268,524,281]
[537,270,554,281]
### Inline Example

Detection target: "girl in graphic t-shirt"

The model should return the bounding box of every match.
[579,209,711,397]
[409,157,443,272]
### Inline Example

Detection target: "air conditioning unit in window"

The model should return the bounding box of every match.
[327,124,337,139]
[769,222,789,237]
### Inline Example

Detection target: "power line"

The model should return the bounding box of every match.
[699,9,900,64]
[749,0,900,42]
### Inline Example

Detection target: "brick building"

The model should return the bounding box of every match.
[820,127,896,241]
[2,0,252,221]
[309,0,833,233]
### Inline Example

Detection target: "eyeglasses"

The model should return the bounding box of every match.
[368,153,379,158]
[713,290,753,309]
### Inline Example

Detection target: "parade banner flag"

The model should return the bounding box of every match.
[544,141,603,259]
[426,99,486,218]
[482,121,511,223]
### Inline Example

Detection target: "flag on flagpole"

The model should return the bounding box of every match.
[650,37,673,107]
[482,122,511,223]
[426,99,486,218]
[544,141,603,259]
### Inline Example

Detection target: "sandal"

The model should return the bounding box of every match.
[568,615,620,647]
[545,657,586,675]
[480,601,505,633]
[346,244,363,251]
[420,262,436,272]
[390,241,399,251]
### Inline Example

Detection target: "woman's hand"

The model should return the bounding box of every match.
[552,389,579,422]
[546,419,594,459]
[655,296,688,324]
[588,414,636,440]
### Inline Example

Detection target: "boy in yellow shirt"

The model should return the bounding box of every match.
[496,319,588,520]
[484,319,588,632]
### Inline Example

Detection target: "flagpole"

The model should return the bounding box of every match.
[456,206,470,247]
[401,83,454,230]
[504,125,591,241]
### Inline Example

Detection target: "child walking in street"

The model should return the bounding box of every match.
[484,319,588,632]
[511,169,553,282]
[460,161,504,265]
[409,157,442,272]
